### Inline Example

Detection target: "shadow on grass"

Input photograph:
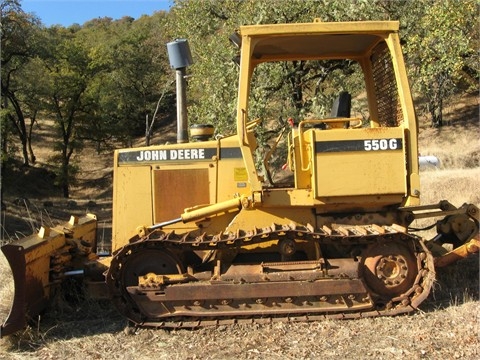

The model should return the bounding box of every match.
[422,255,479,312]
[4,282,127,353]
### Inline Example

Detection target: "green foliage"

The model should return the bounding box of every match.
[1,0,44,166]
[78,13,173,145]
[36,26,95,197]
[167,0,330,134]
[403,0,478,127]
[168,0,477,132]
[1,0,477,195]
[0,108,15,163]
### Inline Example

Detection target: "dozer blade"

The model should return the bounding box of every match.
[1,214,96,338]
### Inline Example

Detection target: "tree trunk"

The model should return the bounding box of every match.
[428,98,443,128]
[0,118,7,204]
[61,156,70,198]
[430,108,443,128]
[27,113,37,164]
[145,114,151,146]
[6,90,30,166]
[62,182,69,198]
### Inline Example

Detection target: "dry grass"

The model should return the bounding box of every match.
[0,290,477,359]
[418,125,480,169]
[0,97,478,359]
[419,168,480,206]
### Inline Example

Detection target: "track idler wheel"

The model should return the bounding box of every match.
[106,242,184,324]
[360,239,418,300]
[120,248,183,288]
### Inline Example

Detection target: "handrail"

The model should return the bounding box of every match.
[240,112,262,146]
[298,118,356,172]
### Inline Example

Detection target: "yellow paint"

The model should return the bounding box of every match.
[110,19,422,251]
[234,167,248,181]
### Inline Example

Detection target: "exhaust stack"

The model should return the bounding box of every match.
[167,39,193,143]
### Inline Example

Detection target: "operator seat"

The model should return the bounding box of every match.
[315,91,351,129]
[331,91,351,118]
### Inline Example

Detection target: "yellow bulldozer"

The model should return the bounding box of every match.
[1,20,478,337]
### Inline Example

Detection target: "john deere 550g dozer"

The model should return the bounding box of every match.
[1,20,478,337]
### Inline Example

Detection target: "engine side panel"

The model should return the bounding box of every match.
[153,168,210,223]
[311,127,407,198]
[112,165,153,251]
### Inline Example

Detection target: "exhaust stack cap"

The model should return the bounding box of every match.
[167,39,193,69]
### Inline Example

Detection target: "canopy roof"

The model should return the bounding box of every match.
[239,21,399,61]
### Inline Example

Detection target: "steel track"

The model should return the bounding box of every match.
[106,222,435,328]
